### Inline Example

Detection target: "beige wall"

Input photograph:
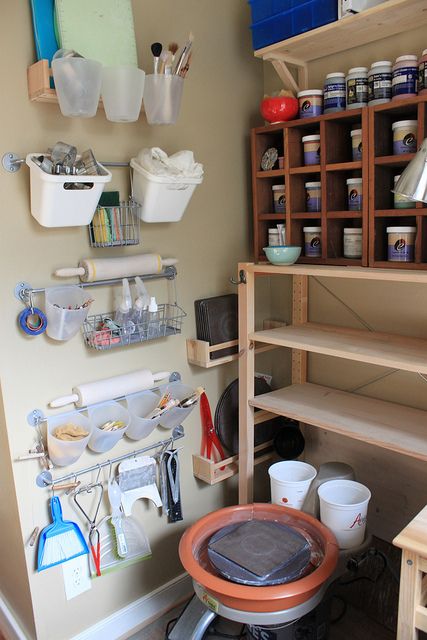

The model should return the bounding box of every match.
[0,3,263,638]
[264,26,427,541]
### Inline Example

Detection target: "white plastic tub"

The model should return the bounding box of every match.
[126,390,162,440]
[25,154,112,227]
[47,411,92,467]
[130,158,202,223]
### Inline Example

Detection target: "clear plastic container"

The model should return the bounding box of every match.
[158,382,196,430]
[88,402,130,452]
[303,226,321,257]
[126,390,163,440]
[346,67,368,109]
[392,55,418,100]
[346,178,363,211]
[367,61,392,106]
[143,75,184,125]
[101,66,145,123]
[47,411,92,466]
[45,286,91,341]
[52,57,103,118]
[350,129,362,161]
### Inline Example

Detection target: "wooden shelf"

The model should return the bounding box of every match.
[375,154,416,167]
[249,322,427,374]
[186,339,239,368]
[326,161,362,172]
[326,211,363,219]
[374,209,421,217]
[289,166,320,175]
[256,170,284,179]
[249,383,427,463]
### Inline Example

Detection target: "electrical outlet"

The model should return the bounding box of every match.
[62,555,92,600]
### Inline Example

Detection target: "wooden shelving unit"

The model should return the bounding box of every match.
[237,262,427,504]
[369,94,427,269]
[253,0,427,93]
[251,108,369,266]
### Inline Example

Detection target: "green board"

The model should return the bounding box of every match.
[55,0,138,67]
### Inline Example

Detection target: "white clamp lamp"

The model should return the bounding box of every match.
[393,138,427,204]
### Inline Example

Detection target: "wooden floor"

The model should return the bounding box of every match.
[130,600,395,640]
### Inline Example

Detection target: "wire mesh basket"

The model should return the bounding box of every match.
[88,199,140,247]
[82,303,186,350]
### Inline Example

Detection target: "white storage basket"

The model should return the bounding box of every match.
[25,153,112,227]
[130,158,202,223]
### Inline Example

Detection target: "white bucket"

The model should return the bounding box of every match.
[268,461,317,510]
[318,479,371,549]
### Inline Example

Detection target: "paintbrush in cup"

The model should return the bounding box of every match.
[151,42,162,74]
[168,42,179,62]
[174,32,194,76]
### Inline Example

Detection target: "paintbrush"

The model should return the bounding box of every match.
[168,42,179,62]
[150,42,162,74]
[174,32,194,76]
[179,51,192,78]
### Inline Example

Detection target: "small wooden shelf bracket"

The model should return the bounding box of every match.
[263,53,308,95]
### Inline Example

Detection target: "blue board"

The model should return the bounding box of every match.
[29,0,59,64]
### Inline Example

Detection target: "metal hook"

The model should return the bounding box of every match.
[28,289,35,313]
[95,464,102,485]
[229,270,246,285]
[108,460,112,481]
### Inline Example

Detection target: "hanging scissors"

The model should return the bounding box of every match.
[73,481,103,577]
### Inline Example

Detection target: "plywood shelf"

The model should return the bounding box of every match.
[249,322,427,374]
[245,263,427,283]
[249,383,427,463]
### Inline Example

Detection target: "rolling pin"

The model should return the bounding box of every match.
[49,369,170,408]
[54,254,178,282]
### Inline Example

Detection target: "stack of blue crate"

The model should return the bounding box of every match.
[249,0,338,50]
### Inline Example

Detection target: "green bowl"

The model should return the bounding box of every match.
[263,245,301,265]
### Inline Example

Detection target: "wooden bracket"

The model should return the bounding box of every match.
[263,54,308,95]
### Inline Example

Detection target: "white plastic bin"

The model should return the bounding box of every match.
[126,390,162,440]
[25,154,112,227]
[130,158,202,223]
[45,286,91,341]
[47,411,92,466]
[88,401,130,452]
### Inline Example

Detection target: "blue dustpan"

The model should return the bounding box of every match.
[38,496,89,571]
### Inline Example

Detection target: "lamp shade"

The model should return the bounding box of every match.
[393,138,427,203]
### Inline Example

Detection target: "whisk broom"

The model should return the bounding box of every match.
[38,496,89,571]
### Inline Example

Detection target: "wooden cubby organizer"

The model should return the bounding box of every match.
[238,263,427,504]
[252,108,369,266]
[369,94,427,269]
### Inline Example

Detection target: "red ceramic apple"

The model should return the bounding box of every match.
[260,96,299,124]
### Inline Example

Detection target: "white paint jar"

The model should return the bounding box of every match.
[343,228,362,259]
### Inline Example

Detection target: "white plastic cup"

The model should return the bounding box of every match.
[143,75,184,125]
[45,286,91,341]
[101,66,145,122]
[268,460,317,510]
[318,479,371,549]
[158,382,195,430]
[126,390,162,440]
[88,401,130,452]
[47,412,92,466]
[52,57,102,118]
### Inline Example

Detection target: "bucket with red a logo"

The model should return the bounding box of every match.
[318,479,371,549]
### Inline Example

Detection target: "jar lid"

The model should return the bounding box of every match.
[395,55,417,62]
[370,61,392,68]
[344,228,362,234]
[269,228,280,233]
[346,178,363,184]
[303,227,321,232]
[305,181,321,187]
[325,72,345,78]
[394,174,401,182]
[272,184,285,190]
[297,89,323,97]
[348,67,368,74]
[391,120,418,130]
[350,129,362,136]
[302,135,320,142]
[422,49,427,56]
[386,226,416,233]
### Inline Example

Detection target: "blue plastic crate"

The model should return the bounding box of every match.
[250,0,338,50]
[248,0,292,25]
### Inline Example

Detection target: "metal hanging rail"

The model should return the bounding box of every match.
[2,152,130,173]
[36,425,184,488]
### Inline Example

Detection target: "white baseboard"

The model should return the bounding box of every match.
[71,572,193,640]
[0,591,29,640]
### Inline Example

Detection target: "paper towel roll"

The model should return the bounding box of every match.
[54,254,177,282]
[50,369,170,408]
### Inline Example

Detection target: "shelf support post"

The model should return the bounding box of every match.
[292,275,308,384]
[238,263,255,504]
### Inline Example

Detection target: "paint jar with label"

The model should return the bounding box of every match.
[272,184,285,213]
[305,181,321,212]
[303,227,322,257]
[302,135,321,166]
[392,55,418,100]
[387,226,416,262]
[392,120,417,155]
[346,178,363,211]
[297,90,323,119]
[323,72,346,113]
[418,49,427,95]
[393,175,414,209]
[346,67,368,109]
[268,228,281,246]
[368,61,392,105]
[343,228,362,259]
[351,129,362,161]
